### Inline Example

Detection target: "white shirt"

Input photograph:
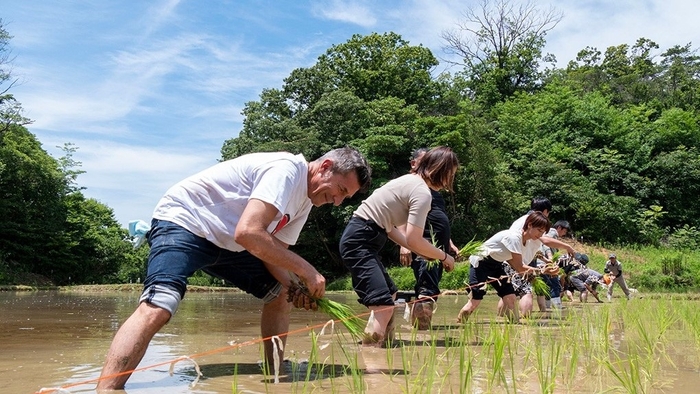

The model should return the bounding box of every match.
[153,152,312,252]
[508,212,543,263]
[474,229,541,265]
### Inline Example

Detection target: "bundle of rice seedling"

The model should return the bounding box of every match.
[530,276,551,297]
[550,251,561,262]
[288,280,364,339]
[314,297,365,339]
[458,237,484,260]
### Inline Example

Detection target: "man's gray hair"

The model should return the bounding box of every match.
[317,147,371,192]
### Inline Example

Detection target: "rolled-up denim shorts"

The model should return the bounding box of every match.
[140,219,282,315]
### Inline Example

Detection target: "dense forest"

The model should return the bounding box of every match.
[1,1,699,289]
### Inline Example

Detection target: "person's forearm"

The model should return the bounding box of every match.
[239,231,319,285]
[541,237,573,251]
[392,225,445,261]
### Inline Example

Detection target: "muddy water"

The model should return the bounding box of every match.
[2,291,699,394]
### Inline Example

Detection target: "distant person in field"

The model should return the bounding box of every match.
[605,253,631,300]
[568,254,604,303]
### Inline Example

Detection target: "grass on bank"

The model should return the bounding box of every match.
[328,243,700,293]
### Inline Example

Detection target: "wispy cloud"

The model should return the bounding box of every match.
[312,0,377,28]
[140,0,182,38]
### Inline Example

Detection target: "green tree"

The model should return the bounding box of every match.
[0,125,69,282]
[659,43,700,111]
[0,20,30,134]
[284,32,443,114]
[441,0,562,107]
[221,33,468,277]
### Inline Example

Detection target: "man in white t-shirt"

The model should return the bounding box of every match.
[97,147,371,390]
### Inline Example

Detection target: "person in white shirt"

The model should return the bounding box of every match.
[500,197,575,317]
[97,147,371,390]
[457,212,558,323]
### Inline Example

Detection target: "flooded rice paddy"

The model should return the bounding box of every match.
[2,290,700,393]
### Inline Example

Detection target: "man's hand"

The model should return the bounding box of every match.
[299,270,326,300]
[399,246,412,266]
[288,287,318,311]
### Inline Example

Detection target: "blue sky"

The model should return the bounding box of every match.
[2,0,698,227]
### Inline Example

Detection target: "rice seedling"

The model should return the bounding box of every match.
[212,292,700,393]
[457,325,474,394]
[425,224,443,270]
[305,330,321,384]
[530,276,551,297]
[533,330,562,394]
[288,280,365,340]
[485,320,509,389]
[231,363,239,394]
[457,237,484,259]
[601,349,651,393]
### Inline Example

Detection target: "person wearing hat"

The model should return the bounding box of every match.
[568,254,604,303]
[604,253,631,300]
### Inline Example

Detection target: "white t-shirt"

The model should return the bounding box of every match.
[353,174,431,232]
[152,152,312,252]
[478,229,540,264]
[509,213,529,232]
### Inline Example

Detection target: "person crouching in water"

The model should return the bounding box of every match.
[340,146,459,346]
[457,212,556,323]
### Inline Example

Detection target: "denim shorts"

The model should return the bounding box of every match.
[140,219,281,315]
[339,216,397,306]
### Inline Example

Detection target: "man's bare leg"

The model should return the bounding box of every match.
[97,302,171,390]
[260,292,293,368]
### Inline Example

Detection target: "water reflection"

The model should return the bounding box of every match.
[1,291,699,393]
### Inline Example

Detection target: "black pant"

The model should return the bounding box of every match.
[340,216,397,306]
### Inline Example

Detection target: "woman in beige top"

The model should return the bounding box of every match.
[339,146,459,346]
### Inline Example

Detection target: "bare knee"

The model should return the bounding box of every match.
[135,302,172,328]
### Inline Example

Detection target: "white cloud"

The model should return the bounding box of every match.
[312,0,377,28]
[64,138,218,224]
[542,0,700,66]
